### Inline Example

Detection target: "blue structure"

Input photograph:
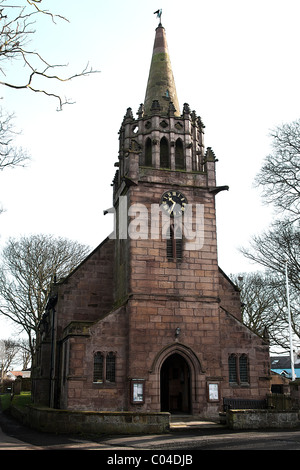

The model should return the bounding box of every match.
[271,356,300,379]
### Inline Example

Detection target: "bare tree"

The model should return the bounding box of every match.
[0,338,19,380]
[0,1,98,212]
[241,119,300,350]
[0,0,98,110]
[18,338,31,370]
[255,119,300,222]
[0,108,29,171]
[241,221,300,291]
[231,271,300,351]
[0,109,30,213]
[0,234,90,358]
[240,222,300,351]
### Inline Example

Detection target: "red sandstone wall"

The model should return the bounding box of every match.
[218,268,242,321]
[61,306,129,411]
[55,238,115,336]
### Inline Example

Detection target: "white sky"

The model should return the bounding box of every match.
[0,0,299,339]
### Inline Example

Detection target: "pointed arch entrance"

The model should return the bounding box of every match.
[150,343,203,415]
[160,353,191,413]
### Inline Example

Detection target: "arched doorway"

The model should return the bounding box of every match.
[160,353,191,413]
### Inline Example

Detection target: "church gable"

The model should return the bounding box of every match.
[218,267,242,321]
[55,237,115,331]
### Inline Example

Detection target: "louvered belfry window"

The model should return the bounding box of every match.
[145,137,152,166]
[167,223,183,259]
[160,137,169,168]
[175,138,185,170]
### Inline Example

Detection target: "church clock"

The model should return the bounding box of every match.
[160,190,188,217]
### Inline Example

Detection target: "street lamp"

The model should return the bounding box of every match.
[285,258,296,381]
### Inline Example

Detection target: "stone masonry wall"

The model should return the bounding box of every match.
[60,306,129,411]
[55,238,115,336]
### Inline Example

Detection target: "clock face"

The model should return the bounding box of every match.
[160,190,188,217]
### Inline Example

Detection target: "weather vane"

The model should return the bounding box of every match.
[154,9,162,25]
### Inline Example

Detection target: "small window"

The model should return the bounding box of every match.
[106,352,116,383]
[93,352,104,383]
[228,353,249,385]
[228,354,237,383]
[239,354,249,383]
[93,351,116,384]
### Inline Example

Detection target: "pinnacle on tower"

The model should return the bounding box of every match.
[144,24,180,117]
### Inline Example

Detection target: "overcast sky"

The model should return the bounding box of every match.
[0,0,299,339]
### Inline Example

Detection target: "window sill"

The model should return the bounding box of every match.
[229,383,250,388]
[92,381,116,388]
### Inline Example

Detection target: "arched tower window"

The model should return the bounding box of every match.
[160,137,169,168]
[175,138,185,170]
[145,137,152,166]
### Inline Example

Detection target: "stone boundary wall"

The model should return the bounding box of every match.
[227,409,300,429]
[11,405,170,435]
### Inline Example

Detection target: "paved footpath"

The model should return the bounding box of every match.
[1,412,300,451]
[0,426,38,450]
[0,413,223,450]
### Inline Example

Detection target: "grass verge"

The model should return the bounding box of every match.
[0,392,31,412]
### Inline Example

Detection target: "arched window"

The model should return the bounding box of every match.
[145,138,152,166]
[175,138,185,170]
[228,353,249,385]
[239,354,249,383]
[93,352,104,383]
[228,354,237,384]
[106,352,116,383]
[93,351,116,384]
[160,137,169,168]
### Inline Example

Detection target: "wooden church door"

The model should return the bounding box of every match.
[160,353,191,413]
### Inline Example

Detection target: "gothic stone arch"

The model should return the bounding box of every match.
[150,343,204,414]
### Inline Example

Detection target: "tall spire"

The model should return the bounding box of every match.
[144,24,180,117]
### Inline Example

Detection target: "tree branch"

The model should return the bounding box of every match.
[0,1,99,110]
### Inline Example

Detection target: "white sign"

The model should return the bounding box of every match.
[208,383,219,401]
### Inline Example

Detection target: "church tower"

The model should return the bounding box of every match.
[33,18,270,420]
[110,21,268,415]
[113,23,220,307]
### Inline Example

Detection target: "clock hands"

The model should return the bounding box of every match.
[161,190,188,217]
[168,196,176,213]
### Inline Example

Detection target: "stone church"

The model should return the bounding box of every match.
[33,21,271,419]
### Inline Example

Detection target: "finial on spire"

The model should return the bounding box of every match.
[154,9,162,25]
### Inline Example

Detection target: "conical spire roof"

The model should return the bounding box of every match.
[144,24,180,116]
